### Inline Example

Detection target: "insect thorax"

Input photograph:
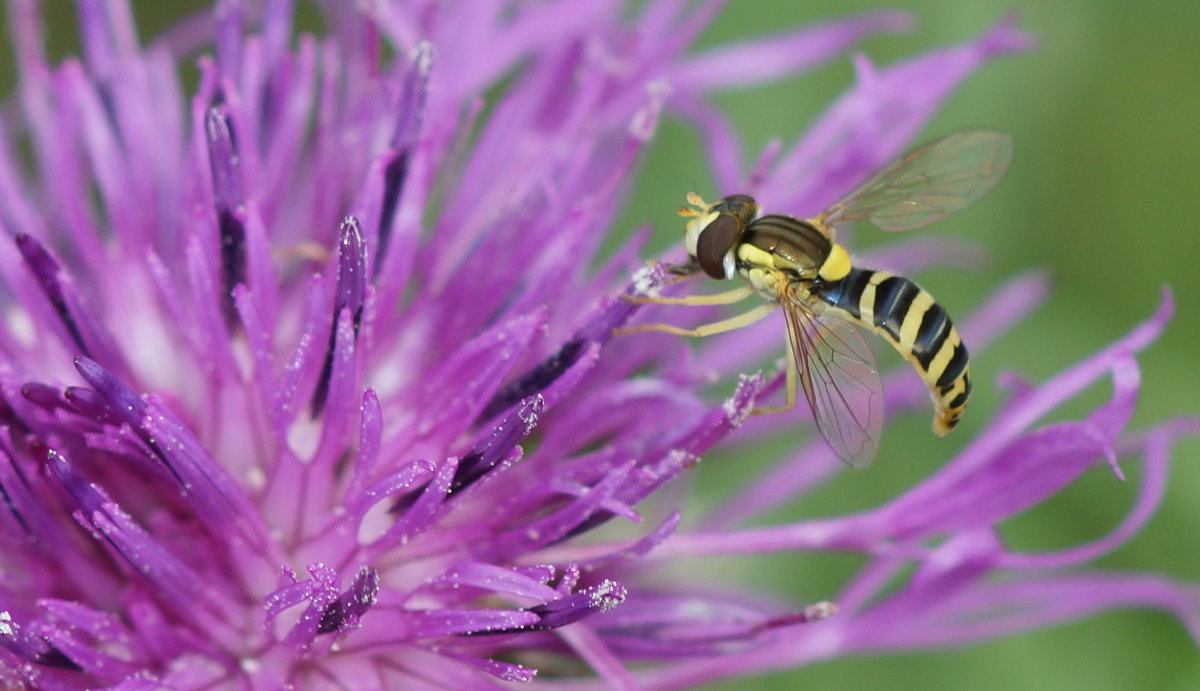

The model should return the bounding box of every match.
[738,215,833,280]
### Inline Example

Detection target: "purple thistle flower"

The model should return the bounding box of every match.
[0,2,1195,689]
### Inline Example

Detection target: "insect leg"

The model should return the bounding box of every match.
[751,339,798,416]
[641,256,700,276]
[624,285,755,306]
[614,302,776,337]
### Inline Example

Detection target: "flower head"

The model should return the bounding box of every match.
[0,2,1195,689]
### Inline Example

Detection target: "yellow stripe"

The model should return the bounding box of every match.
[940,378,965,404]
[737,243,776,270]
[932,365,969,436]
[897,290,935,353]
[925,330,961,386]
[858,271,891,327]
[817,243,851,281]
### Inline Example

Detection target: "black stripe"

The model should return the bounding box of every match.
[926,328,954,379]
[752,216,794,232]
[872,276,919,341]
[936,343,969,389]
[218,208,247,327]
[843,270,870,320]
[374,149,410,275]
[478,338,586,422]
[948,385,970,410]
[913,304,949,370]
[744,215,831,267]
[821,268,869,320]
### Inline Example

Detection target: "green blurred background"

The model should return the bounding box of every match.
[4,2,1198,689]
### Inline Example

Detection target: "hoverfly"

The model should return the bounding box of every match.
[621,131,1012,467]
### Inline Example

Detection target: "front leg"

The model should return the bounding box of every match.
[751,344,798,415]
[614,303,777,338]
[637,258,701,289]
[664,256,701,277]
[623,285,755,307]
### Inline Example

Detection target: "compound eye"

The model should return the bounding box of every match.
[696,214,741,279]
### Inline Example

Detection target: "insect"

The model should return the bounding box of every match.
[621,130,1013,467]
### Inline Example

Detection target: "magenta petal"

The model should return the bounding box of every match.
[433,561,558,600]
[882,354,1140,538]
[409,608,540,639]
[204,107,249,324]
[14,234,125,375]
[316,566,380,634]
[889,421,1114,538]
[1000,428,1174,569]
[407,309,546,447]
[525,580,627,630]
[43,450,222,618]
[378,455,458,548]
[0,612,82,671]
[449,395,542,496]
[436,650,538,683]
[309,217,367,417]
[671,11,913,91]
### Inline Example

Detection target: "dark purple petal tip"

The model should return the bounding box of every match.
[318,567,380,634]
[0,612,82,671]
[526,579,627,630]
[73,356,145,423]
[334,216,367,325]
[451,394,543,495]
[205,106,242,212]
[15,233,92,355]
[466,580,628,636]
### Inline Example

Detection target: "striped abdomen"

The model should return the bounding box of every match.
[814,268,970,435]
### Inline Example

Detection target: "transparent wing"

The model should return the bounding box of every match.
[782,294,884,468]
[820,130,1013,232]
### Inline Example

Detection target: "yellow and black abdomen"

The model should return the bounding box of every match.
[815,268,970,435]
